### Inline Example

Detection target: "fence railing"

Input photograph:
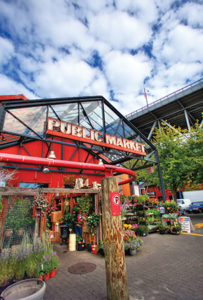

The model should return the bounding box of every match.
[126,78,203,119]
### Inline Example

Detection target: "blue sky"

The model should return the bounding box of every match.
[0,0,202,115]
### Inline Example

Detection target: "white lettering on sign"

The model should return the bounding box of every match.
[47,118,146,155]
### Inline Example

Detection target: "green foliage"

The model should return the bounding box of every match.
[49,254,60,270]
[172,223,182,232]
[4,197,34,233]
[134,225,148,236]
[136,122,203,199]
[86,214,100,234]
[0,249,15,285]
[76,194,92,215]
[133,195,148,204]
[163,201,178,213]
[0,232,60,283]
[76,235,83,243]
[60,211,76,229]
[146,208,160,218]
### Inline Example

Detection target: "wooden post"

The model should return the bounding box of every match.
[0,197,8,251]
[101,177,129,300]
[34,209,40,243]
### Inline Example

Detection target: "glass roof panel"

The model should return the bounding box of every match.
[1,97,157,166]
[3,107,46,138]
[49,103,78,123]
[79,101,103,131]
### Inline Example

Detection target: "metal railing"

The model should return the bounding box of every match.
[126,78,203,119]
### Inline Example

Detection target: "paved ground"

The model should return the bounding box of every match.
[44,214,203,300]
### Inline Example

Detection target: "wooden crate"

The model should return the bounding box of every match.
[51,211,62,223]
[83,233,96,245]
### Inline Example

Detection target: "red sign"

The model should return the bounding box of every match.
[110,192,121,216]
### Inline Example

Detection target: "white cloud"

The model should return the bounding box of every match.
[103,51,152,93]
[82,72,110,99]
[177,2,203,27]
[115,0,158,24]
[33,56,96,97]
[0,37,14,65]
[89,11,152,50]
[160,25,203,64]
[0,0,202,116]
[0,74,36,99]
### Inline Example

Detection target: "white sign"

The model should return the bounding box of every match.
[178,217,192,233]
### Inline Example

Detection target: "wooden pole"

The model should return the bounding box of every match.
[34,209,40,244]
[101,177,129,300]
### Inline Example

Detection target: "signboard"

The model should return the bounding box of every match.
[47,117,146,156]
[178,216,192,233]
[110,192,121,216]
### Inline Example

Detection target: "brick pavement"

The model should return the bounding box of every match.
[44,214,203,300]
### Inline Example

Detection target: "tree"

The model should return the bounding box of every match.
[136,122,203,200]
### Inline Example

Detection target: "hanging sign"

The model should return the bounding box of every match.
[110,192,121,216]
[47,117,146,156]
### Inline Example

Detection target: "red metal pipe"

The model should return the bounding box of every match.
[0,153,136,185]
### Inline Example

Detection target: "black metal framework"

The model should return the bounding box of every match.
[0,95,166,200]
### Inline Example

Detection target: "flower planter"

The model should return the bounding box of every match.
[38,275,44,281]
[44,273,50,281]
[49,268,56,278]
[91,245,98,254]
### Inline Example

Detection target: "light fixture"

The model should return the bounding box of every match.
[48,150,56,159]
[98,159,103,165]
[42,166,50,174]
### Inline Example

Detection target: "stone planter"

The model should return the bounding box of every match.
[129,249,137,256]
[1,279,46,300]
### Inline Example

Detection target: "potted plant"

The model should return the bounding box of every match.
[158,222,166,234]
[97,241,104,256]
[63,175,76,187]
[134,225,148,237]
[123,229,137,255]
[170,223,182,235]
[128,238,143,256]
[86,214,100,235]
[34,265,44,280]
[49,254,60,278]
[76,235,85,251]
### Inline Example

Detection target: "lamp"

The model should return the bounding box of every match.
[98,159,103,165]
[48,150,56,159]
[42,166,50,174]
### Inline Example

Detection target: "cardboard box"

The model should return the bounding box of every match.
[51,211,62,223]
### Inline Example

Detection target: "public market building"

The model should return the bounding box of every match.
[0,94,164,248]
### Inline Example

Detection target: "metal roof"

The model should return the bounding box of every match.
[127,79,203,139]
